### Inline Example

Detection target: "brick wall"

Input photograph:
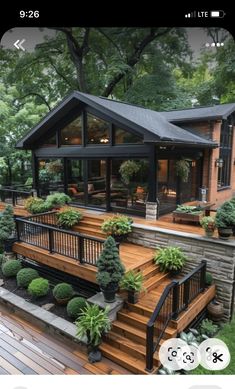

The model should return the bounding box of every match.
[128,224,235,321]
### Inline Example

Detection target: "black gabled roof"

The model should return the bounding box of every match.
[16,91,220,149]
[159,103,235,123]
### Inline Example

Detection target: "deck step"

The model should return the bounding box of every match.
[143,272,169,292]
[142,263,160,280]
[99,343,156,374]
[105,331,160,364]
[74,225,105,238]
[111,320,146,345]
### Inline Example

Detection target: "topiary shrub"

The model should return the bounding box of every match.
[53,283,74,303]
[16,268,39,288]
[2,260,22,277]
[67,297,87,319]
[28,277,49,298]
[0,205,15,243]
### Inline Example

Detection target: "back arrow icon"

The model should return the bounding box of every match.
[14,39,26,51]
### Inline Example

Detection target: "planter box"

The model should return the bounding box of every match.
[172,210,204,224]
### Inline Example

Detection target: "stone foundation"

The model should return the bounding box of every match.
[146,202,158,220]
[128,223,235,321]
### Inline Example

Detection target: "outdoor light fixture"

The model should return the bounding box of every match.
[100,137,109,143]
[215,158,224,168]
[191,161,196,167]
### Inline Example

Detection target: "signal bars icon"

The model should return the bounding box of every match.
[185,11,196,18]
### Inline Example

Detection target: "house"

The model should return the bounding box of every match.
[16,92,235,219]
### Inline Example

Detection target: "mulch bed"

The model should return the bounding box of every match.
[0,268,93,323]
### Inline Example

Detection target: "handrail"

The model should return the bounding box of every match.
[0,187,33,206]
[145,260,207,372]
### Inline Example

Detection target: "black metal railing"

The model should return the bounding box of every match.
[146,260,207,371]
[0,188,33,206]
[15,217,109,266]
[26,211,58,226]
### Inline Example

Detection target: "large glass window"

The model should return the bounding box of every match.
[217,123,233,188]
[115,127,142,144]
[61,115,82,145]
[87,160,107,208]
[38,158,64,196]
[110,159,149,213]
[158,160,177,214]
[67,159,85,204]
[86,113,110,144]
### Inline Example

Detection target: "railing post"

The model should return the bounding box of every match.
[145,325,154,372]
[200,260,207,292]
[79,236,84,263]
[12,191,16,206]
[172,281,179,320]
[16,220,21,241]
[48,228,54,253]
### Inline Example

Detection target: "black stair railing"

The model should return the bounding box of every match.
[0,188,33,206]
[146,260,207,372]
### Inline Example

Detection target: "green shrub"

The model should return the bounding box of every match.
[205,272,213,286]
[0,205,15,242]
[56,207,83,229]
[101,214,133,236]
[154,246,187,272]
[45,193,71,209]
[120,270,144,292]
[53,283,74,300]
[16,268,39,288]
[2,260,22,277]
[67,297,87,319]
[24,197,52,214]
[215,201,235,228]
[28,277,49,298]
[199,319,219,337]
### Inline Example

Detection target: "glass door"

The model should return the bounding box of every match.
[87,159,107,209]
[158,160,177,215]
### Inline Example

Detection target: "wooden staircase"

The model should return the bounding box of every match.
[73,215,106,239]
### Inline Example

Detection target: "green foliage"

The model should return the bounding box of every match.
[96,236,125,288]
[175,159,190,182]
[67,297,87,319]
[46,160,63,174]
[154,246,187,272]
[119,160,140,185]
[0,205,15,242]
[205,272,213,286]
[101,215,133,236]
[56,207,83,228]
[120,270,144,292]
[200,216,216,231]
[16,268,39,288]
[53,283,74,300]
[75,303,111,347]
[28,277,49,298]
[215,201,235,228]
[179,331,199,347]
[175,205,202,215]
[45,193,71,209]
[24,197,51,214]
[199,319,219,337]
[2,260,22,277]
[158,367,180,375]
[25,177,33,187]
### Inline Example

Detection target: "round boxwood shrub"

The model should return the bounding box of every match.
[17,268,39,288]
[53,283,74,301]
[2,260,22,277]
[67,297,86,319]
[28,277,49,298]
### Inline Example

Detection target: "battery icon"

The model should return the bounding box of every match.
[210,10,225,18]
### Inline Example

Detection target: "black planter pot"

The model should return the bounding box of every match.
[4,237,17,253]
[127,290,139,304]
[112,234,128,243]
[88,346,102,363]
[170,268,182,277]
[218,227,233,240]
[101,285,118,303]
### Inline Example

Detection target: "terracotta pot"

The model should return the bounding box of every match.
[207,300,224,321]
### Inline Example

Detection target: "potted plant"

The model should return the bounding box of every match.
[215,201,235,240]
[56,207,83,229]
[200,216,216,237]
[207,299,224,322]
[96,236,125,303]
[154,246,187,276]
[101,214,133,242]
[120,270,144,304]
[175,159,190,183]
[119,160,140,185]
[75,303,111,363]
[0,205,16,253]
[52,282,74,304]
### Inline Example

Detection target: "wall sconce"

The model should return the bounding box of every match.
[191,161,196,168]
[215,158,224,168]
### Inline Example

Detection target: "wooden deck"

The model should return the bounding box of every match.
[0,305,130,375]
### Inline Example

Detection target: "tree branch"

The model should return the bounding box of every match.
[102,28,172,97]
[13,93,51,111]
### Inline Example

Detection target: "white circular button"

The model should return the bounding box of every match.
[178,344,201,371]
[199,338,231,371]
[159,338,188,371]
